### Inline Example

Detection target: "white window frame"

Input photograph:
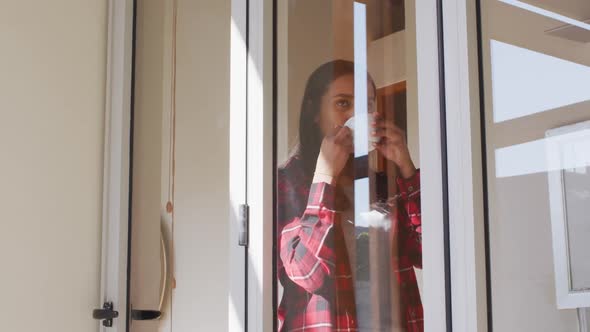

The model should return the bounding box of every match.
[546,121,590,309]
[441,0,489,331]
[244,0,274,331]
[229,0,248,330]
[99,0,135,331]
[244,0,451,330]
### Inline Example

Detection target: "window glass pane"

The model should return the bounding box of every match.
[274,1,443,330]
[479,0,590,330]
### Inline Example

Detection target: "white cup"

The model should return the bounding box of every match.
[343,114,380,152]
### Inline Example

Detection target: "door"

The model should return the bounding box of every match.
[245,0,452,331]
[125,0,240,331]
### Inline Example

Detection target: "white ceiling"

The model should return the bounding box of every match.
[522,0,590,20]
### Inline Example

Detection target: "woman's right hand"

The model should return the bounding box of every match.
[313,126,353,184]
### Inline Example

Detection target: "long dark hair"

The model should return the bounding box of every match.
[297,59,376,177]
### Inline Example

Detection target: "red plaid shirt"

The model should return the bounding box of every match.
[277,155,423,331]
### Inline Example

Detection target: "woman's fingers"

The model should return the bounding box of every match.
[372,121,405,144]
[327,124,344,138]
[339,133,354,153]
[343,142,354,154]
[372,141,389,157]
[334,126,352,144]
[372,120,404,134]
[373,111,384,121]
[372,127,404,145]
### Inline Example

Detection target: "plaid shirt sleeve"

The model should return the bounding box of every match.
[279,181,337,295]
[396,169,422,269]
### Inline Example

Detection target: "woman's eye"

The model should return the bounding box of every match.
[336,99,351,108]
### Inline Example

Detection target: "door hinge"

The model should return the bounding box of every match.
[238,204,249,247]
[92,301,119,327]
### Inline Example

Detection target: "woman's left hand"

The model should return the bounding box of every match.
[371,111,417,179]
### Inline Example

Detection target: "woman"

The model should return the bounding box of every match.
[277,60,423,331]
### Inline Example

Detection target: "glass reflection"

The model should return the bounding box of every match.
[494,127,590,178]
[480,0,590,329]
[491,40,590,123]
[499,0,590,31]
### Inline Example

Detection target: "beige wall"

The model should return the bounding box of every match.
[482,1,590,330]
[282,0,340,160]
[0,1,107,331]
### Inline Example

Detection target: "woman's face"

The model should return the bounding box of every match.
[316,74,376,137]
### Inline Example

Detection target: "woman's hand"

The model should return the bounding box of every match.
[313,126,353,184]
[371,111,416,179]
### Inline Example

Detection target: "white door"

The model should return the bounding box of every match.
[93,0,134,331]
[124,0,243,332]
[245,0,451,331]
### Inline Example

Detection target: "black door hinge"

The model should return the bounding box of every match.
[92,302,119,327]
[238,204,249,247]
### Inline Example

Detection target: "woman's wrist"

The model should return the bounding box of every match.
[313,172,336,185]
[314,159,338,184]
[398,161,417,179]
